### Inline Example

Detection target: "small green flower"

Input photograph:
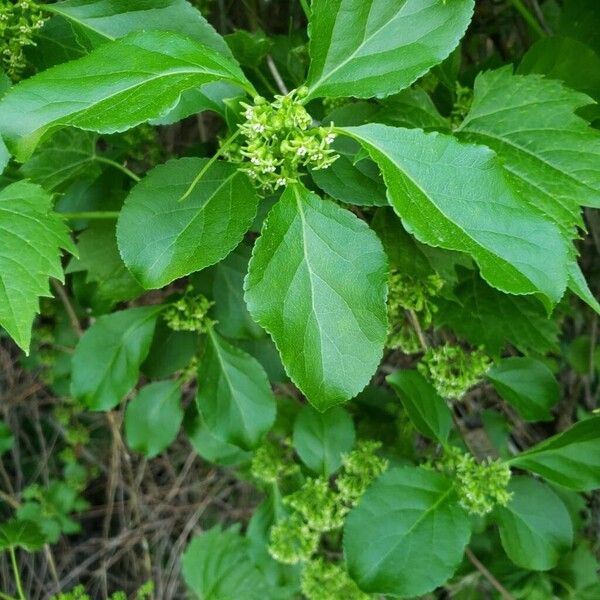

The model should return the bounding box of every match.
[284,478,346,532]
[251,440,298,484]
[451,83,473,129]
[418,343,491,399]
[269,514,320,564]
[336,441,388,506]
[301,558,372,600]
[163,287,215,333]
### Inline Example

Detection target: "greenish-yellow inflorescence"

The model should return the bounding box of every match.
[386,270,444,354]
[163,287,215,333]
[268,440,388,565]
[301,559,372,600]
[226,87,338,192]
[440,446,512,516]
[451,82,474,129]
[250,440,299,484]
[0,0,47,81]
[418,343,491,399]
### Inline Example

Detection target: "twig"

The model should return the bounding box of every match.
[509,0,546,38]
[466,548,516,600]
[266,55,289,95]
[51,280,83,338]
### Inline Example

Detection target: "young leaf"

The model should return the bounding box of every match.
[71,306,161,411]
[46,0,231,54]
[0,181,75,354]
[306,0,474,99]
[458,67,600,235]
[117,158,259,289]
[196,328,276,450]
[387,370,453,444]
[495,477,573,571]
[509,417,600,490]
[344,467,470,596]
[125,380,183,458]
[0,520,45,552]
[244,184,388,411]
[341,124,568,307]
[487,357,560,422]
[292,405,355,476]
[0,31,253,161]
[0,137,9,174]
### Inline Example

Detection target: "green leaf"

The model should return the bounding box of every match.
[20,129,100,192]
[244,184,388,411]
[125,380,183,458]
[46,0,231,54]
[0,421,13,455]
[509,417,600,491]
[0,137,8,174]
[70,221,144,307]
[197,328,276,450]
[0,520,45,552]
[458,67,600,236]
[71,306,161,411]
[0,31,252,161]
[292,405,355,476]
[387,370,453,444]
[344,467,470,596]
[117,158,258,289]
[487,357,560,422]
[341,124,568,307]
[309,137,388,207]
[0,181,75,353]
[374,88,450,131]
[306,0,474,99]
[182,525,271,600]
[435,270,560,357]
[495,477,573,571]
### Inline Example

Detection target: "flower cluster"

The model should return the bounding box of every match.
[250,440,298,484]
[418,343,491,399]
[451,83,473,129]
[441,447,512,516]
[229,87,338,192]
[163,288,215,333]
[269,514,320,565]
[0,0,47,80]
[301,559,371,600]
[386,270,443,354]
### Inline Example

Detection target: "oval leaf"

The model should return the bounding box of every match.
[117,158,259,289]
[0,30,252,161]
[71,306,161,411]
[306,0,474,99]
[495,477,573,571]
[341,124,568,307]
[125,380,183,458]
[244,184,388,411]
[196,328,276,450]
[292,404,356,476]
[344,467,471,597]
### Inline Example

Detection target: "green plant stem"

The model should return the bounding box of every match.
[0,591,18,600]
[59,211,120,220]
[299,0,311,19]
[94,156,141,182]
[509,0,546,38]
[9,548,25,600]
[179,129,242,202]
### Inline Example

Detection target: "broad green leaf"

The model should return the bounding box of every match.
[0,520,45,552]
[509,417,600,491]
[226,30,272,66]
[71,306,161,411]
[117,158,258,289]
[344,467,470,596]
[0,137,8,174]
[46,0,231,54]
[374,88,450,131]
[568,261,600,314]
[292,405,355,476]
[20,129,100,192]
[341,124,568,307]
[387,370,452,444]
[197,328,276,450]
[182,525,271,600]
[0,30,253,161]
[559,0,600,55]
[0,181,75,353]
[70,221,144,307]
[458,67,600,235]
[125,380,183,458]
[306,0,474,99]
[487,357,560,422]
[309,137,388,207]
[435,271,560,357]
[495,477,573,571]
[244,184,388,411]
